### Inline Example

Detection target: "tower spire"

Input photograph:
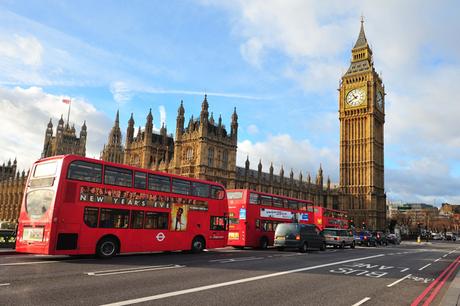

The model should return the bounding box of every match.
[354,17,368,49]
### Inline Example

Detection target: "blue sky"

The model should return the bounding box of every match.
[0,0,459,205]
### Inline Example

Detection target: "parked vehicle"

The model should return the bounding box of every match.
[373,231,388,246]
[445,232,457,241]
[359,231,376,246]
[322,228,355,248]
[386,233,401,245]
[351,229,362,245]
[274,223,326,252]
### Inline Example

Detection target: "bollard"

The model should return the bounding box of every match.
[417,236,421,243]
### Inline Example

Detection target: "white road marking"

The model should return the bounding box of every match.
[209,256,264,263]
[387,274,412,287]
[100,253,385,306]
[434,258,441,262]
[448,250,456,255]
[0,260,60,266]
[419,263,431,271]
[86,264,185,276]
[0,283,10,287]
[443,254,448,258]
[400,268,410,272]
[352,297,371,306]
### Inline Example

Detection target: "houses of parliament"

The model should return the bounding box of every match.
[0,21,386,229]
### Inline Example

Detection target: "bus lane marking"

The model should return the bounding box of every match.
[419,263,431,271]
[86,264,185,276]
[209,256,264,263]
[387,274,412,287]
[101,253,385,306]
[0,260,61,266]
[352,297,371,306]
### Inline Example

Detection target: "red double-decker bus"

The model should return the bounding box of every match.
[313,206,348,230]
[226,189,314,249]
[16,155,228,258]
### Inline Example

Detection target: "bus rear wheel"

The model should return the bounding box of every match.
[96,237,118,259]
[191,236,205,253]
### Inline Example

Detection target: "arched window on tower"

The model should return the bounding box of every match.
[208,147,214,167]
[185,147,194,162]
[222,150,228,170]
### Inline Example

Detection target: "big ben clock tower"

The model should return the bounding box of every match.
[339,19,386,229]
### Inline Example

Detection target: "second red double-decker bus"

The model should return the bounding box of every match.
[226,189,314,249]
[16,155,228,258]
[313,206,348,230]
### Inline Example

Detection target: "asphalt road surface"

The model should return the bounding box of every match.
[1,241,459,306]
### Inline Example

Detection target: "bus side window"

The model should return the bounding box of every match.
[130,210,144,229]
[83,207,99,228]
[249,193,259,204]
[99,208,129,228]
[210,186,225,200]
[134,172,147,189]
[210,216,227,231]
[144,212,169,229]
[68,161,102,183]
[255,219,260,229]
[172,178,191,195]
[148,174,171,192]
[104,166,133,188]
[192,182,210,198]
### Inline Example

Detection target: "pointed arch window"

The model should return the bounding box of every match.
[208,148,214,167]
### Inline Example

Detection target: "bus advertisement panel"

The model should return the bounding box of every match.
[15,155,228,258]
[226,189,314,249]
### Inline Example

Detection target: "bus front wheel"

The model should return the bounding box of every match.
[191,236,205,253]
[96,237,118,259]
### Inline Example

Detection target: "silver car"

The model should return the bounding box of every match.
[322,228,355,248]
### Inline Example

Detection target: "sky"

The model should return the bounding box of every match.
[0,0,459,206]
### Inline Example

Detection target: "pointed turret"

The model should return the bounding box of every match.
[200,94,209,124]
[245,156,250,170]
[258,159,262,173]
[209,112,215,125]
[231,107,238,141]
[145,109,153,145]
[115,109,120,127]
[346,18,373,75]
[176,100,185,139]
[126,113,135,144]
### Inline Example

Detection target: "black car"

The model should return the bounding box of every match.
[274,223,326,253]
[373,231,388,246]
[359,231,376,247]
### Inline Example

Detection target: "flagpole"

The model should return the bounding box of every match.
[66,100,71,126]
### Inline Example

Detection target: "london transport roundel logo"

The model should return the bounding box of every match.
[156,232,165,242]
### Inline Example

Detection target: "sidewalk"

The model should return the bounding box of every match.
[441,268,460,305]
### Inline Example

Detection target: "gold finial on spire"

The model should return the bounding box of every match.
[361,13,364,24]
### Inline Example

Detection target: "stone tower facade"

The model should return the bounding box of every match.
[42,116,87,158]
[123,110,174,169]
[170,96,237,188]
[0,160,27,224]
[339,20,386,229]
[101,110,124,163]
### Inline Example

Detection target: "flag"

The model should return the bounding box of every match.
[62,99,71,104]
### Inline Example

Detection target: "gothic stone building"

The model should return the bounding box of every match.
[0,116,87,223]
[42,115,87,158]
[101,21,386,228]
[0,159,27,224]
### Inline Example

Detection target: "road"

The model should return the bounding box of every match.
[0,241,459,306]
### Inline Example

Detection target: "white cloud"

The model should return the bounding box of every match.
[240,37,264,68]
[0,35,43,67]
[0,86,112,170]
[246,124,259,135]
[110,81,132,105]
[237,134,338,182]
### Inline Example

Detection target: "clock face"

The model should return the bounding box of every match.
[346,88,366,107]
[376,91,384,110]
